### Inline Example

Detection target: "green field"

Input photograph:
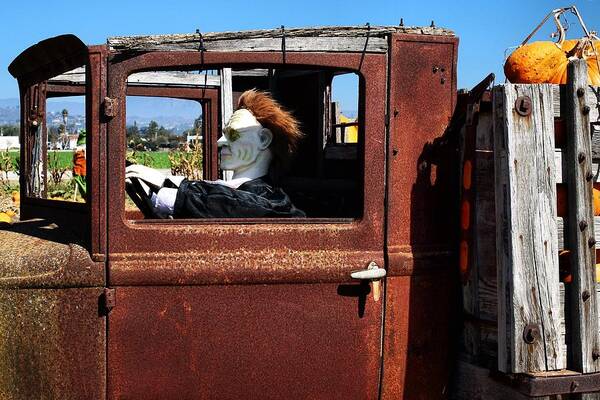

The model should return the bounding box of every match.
[6,150,175,170]
[127,151,172,169]
[7,150,74,169]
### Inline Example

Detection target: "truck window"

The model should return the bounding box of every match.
[23,67,88,203]
[124,96,204,216]
[124,67,362,220]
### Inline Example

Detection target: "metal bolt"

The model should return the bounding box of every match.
[577,87,586,97]
[441,77,446,84]
[587,171,595,181]
[580,220,588,231]
[392,149,398,156]
[579,152,586,163]
[583,290,591,301]
[432,66,439,73]
[523,324,540,344]
[515,96,532,116]
[583,105,591,115]
[589,238,597,248]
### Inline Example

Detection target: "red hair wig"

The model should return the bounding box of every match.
[236,89,303,163]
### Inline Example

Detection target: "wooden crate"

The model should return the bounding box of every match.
[456,60,600,398]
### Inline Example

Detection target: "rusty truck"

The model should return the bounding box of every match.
[3,24,600,399]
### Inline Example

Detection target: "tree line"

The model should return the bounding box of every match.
[127,117,202,151]
[0,125,18,136]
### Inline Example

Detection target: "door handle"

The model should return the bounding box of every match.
[350,261,386,302]
[350,261,386,280]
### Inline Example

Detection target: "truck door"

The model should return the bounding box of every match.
[105,51,387,399]
[381,34,459,399]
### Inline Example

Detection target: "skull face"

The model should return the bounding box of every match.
[217,109,272,171]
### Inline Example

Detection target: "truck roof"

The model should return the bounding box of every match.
[108,25,455,54]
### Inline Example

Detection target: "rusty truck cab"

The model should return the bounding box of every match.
[2,26,458,399]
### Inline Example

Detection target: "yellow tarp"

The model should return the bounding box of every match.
[339,114,358,143]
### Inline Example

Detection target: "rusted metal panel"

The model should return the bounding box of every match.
[386,34,459,258]
[0,228,103,288]
[0,287,106,399]
[109,249,381,285]
[380,275,458,400]
[8,34,88,86]
[105,50,386,398]
[108,284,381,399]
[46,83,86,96]
[87,45,108,261]
[382,34,459,399]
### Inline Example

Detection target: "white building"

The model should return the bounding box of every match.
[0,136,19,149]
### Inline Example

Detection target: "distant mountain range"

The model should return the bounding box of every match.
[0,98,19,125]
[0,97,202,131]
[0,97,357,128]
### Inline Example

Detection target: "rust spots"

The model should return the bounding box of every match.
[0,228,103,288]
[0,288,106,399]
[462,160,472,190]
[110,249,383,286]
[460,199,470,230]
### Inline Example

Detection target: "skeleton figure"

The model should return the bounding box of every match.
[125,90,305,218]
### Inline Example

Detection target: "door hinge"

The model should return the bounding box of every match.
[102,97,118,119]
[101,288,116,314]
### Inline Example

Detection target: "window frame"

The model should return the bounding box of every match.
[105,50,387,260]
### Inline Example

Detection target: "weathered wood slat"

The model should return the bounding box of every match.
[128,71,221,87]
[110,36,388,54]
[552,85,600,160]
[474,113,498,322]
[564,59,600,373]
[220,68,233,123]
[108,25,454,53]
[459,123,477,320]
[559,284,600,375]
[555,150,600,183]
[557,217,600,250]
[50,70,222,87]
[494,84,564,373]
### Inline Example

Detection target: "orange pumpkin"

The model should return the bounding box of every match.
[594,187,600,216]
[504,40,600,85]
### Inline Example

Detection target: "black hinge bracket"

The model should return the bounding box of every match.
[102,97,118,119]
[101,288,116,315]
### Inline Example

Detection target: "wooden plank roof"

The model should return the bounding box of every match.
[108,25,454,54]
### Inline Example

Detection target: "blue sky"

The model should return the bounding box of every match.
[1,0,599,99]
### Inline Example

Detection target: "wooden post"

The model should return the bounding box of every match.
[220,68,233,124]
[564,59,600,373]
[220,68,233,181]
[331,102,341,143]
[494,84,564,373]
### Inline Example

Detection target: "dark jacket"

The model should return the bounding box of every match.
[173,177,305,218]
